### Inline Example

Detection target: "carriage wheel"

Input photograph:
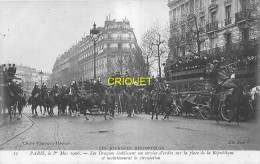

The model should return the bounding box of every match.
[221,104,235,121]
[200,105,212,120]
[239,103,253,121]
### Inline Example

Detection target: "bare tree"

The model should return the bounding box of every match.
[140,22,169,79]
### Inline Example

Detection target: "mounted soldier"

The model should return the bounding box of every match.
[31,83,41,98]
[52,83,60,97]
[41,82,48,93]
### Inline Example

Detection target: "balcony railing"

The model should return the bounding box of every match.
[225,17,232,26]
[206,21,218,33]
[235,9,252,23]
[200,38,259,57]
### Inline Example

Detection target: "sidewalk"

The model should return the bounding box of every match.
[0,114,33,149]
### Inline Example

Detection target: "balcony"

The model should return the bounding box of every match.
[235,9,252,23]
[224,17,232,26]
[206,21,218,33]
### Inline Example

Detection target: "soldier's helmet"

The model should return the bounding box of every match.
[55,83,59,87]
[35,82,39,86]
[62,84,66,88]
[213,59,219,63]
[16,81,19,85]
[231,73,236,79]
[72,81,76,84]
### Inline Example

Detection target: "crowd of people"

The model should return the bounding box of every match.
[169,54,257,73]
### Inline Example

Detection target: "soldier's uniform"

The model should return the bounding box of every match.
[52,83,60,97]
[32,83,41,98]
[60,85,67,96]
[41,83,48,94]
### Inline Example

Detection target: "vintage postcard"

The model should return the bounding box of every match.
[0,0,259,163]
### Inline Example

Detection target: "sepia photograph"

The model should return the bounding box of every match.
[0,0,259,163]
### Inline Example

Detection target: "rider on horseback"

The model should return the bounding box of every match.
[52,83,60,96]
[60,84,67,95]
[151,77,165,106]
[41,82,48,93]
[31,83,41,98]
[71,80,80,97]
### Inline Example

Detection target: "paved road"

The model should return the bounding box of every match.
[0,106,259,150]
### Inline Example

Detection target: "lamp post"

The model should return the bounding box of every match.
[90,22,100,80]
[39,70,43,86]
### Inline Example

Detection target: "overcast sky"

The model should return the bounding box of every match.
[0,0,169,72]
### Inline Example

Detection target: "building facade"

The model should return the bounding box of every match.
[167,0,259,93]
[52,17,139,85]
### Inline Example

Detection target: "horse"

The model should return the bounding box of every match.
[30,91,45,117]
[44,91,56,116]
[40,89,51,116]
[50,89,62,114]
[78,92,99,120]
[59,92,68,115]
[142,92,153,114]
[226,81,252,124]
[16,93,27,119]
[103,91,116,120]
[67,87,78,117]
[1,85,17,121]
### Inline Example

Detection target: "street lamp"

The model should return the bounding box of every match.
[90,22,100,80]
[39,70,44,86]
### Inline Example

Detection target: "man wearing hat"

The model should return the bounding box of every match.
[31,82,41,98]
[60,84,67,96]
[52,83,60,97]
[41,82,48,93]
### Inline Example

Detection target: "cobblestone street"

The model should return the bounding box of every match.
[1,106,259,150]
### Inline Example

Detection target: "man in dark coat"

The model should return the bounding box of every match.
[31,83,41,98]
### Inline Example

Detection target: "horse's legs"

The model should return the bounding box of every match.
[104,105,107,120]
[156,105,160,120]
[151,105,155,119]
[216,101,223,124]
[8,107,12,121]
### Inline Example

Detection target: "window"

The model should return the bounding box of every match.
[240,0,248,10]
[225,33,232,45]
[242,28,249,42]
[190,0,194,11]
[225,5,231,25]
[225,5,231,19]
[211,11,216,22]
[181,4,185,16]
[200,0,204,8]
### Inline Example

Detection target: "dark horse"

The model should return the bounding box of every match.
[122,90,135,117]
[151,91,174,120]
[16,93,27,119]
[30,91,45,117]
[50,89,62,115]
[225,81,251,124]
[2,85,17,121]
[67,87,78,117]
[214,81,250,124]
[78,92,99,120]
[103,89,116,120]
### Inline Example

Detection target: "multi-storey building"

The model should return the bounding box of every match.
[52,16,139,84]
[167,0,259,93]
